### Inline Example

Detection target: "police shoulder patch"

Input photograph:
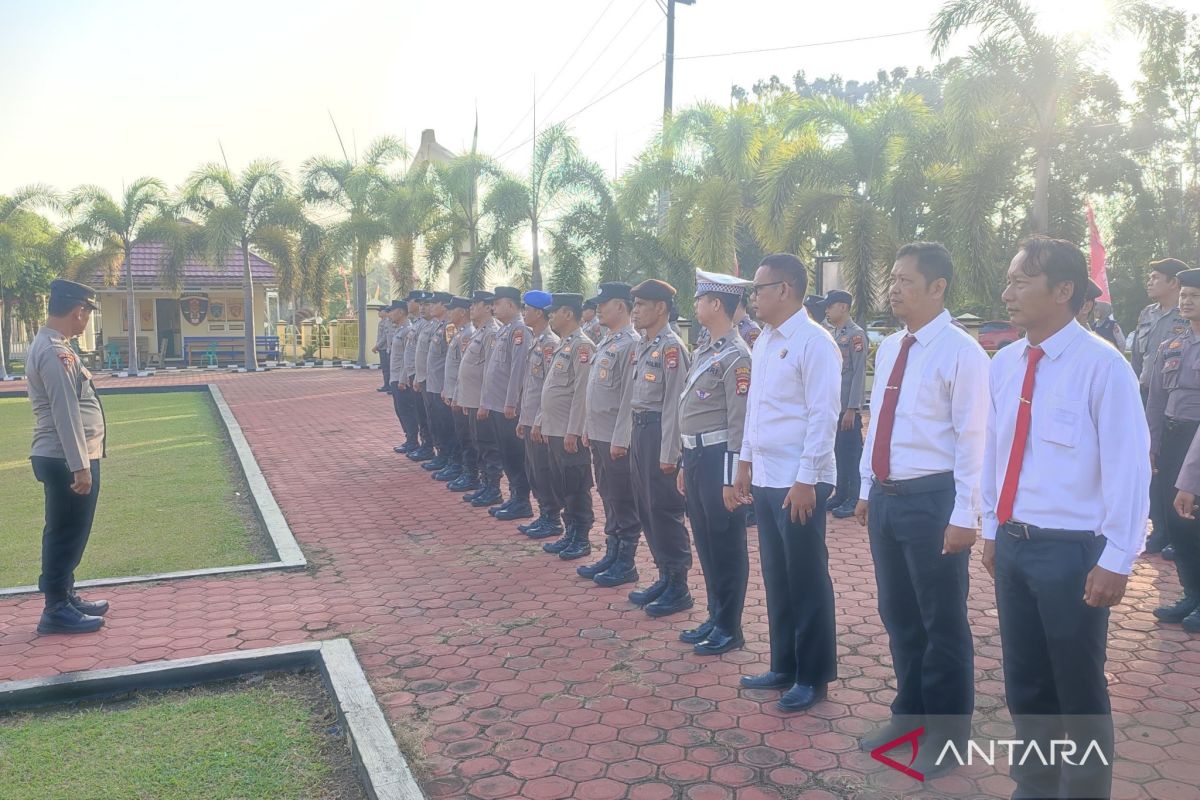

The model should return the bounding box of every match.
[735,365,751,396]
[665,345,680,369]
[579,346,592,364]
[56,350,77,371]
[513,328,525,346]
[852,334,865,352]
[542,345,555,363]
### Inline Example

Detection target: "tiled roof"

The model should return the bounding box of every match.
[93,241,276,290]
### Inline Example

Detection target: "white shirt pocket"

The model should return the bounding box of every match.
[1041,395,1085,448]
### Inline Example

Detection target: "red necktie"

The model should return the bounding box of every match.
[871,334,917,482]
[996,346,1045,524]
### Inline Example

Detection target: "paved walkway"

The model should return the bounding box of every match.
[1,369,1196,799]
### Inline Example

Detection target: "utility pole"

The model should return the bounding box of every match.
[659,0,694,230]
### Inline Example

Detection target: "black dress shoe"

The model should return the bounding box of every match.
[679,618,716,644]
[494,501,535,521]
[831,501,857,519]
[1145,528,1169,554]
[694,629,743,656]
[68,592,109,617]
[394,443,414,454]
[37,601,104,635]
[860,715,924,752]
[1164,545,1177,561]
[1184,608,1200,633]
[778,682,827,712]
[740,671,796,690]
[1154,595,1199,623]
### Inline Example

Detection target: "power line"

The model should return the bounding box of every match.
[492,0,621,153]
[675,27,928,61]
[584,17,665,107]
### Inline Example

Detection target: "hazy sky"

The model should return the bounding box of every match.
[0,0,1151,203]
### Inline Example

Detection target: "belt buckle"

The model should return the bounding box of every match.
[1006,522,1031,540]
[879,479,898,494]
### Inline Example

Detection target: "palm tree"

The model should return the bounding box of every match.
[0,185,60,379]
[182,160,302,370]
[302,137,406,365]
[930,0,1085,233]
[757,93,930,319]
[383,164,441,298]
[63,178,191,373]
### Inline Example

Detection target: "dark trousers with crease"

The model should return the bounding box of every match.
[524,435,560,516]
[411,378,430,446]
[1158,419,1200,596]
[548,436,594,529]
[453,406,478,473]
[1143,385,1169,540]
[683,443,748,635]
[996,531,1113,800]
[379,350,390,387]
[33,457,100,607]
[630,419,691,570]
[489,410,530,501]
[468,408,502,485]
[590,440,641,544]
[752,483,837,685]
[426,393,459,461]
[867,478,972,744]
[833,413,862,505]
[391,385,419,447]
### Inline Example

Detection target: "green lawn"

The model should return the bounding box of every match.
[0,677,361,800]
[0,391,260,588]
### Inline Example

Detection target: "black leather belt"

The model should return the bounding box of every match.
[875,472,955,496]
[632,410,662,425]
[1166,417,1200,432]
[1001,521,1094,542]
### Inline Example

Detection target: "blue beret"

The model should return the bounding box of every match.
[523,290,553,310]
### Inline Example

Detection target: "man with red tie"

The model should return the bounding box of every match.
[982,236,1149,800]
[853,243,989,774]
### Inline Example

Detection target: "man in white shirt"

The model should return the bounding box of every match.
[732,253,841,712]
[982,236,1149,800]
[853,243,988,774]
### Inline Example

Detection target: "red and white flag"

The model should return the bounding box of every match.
[1086,202,1111,304]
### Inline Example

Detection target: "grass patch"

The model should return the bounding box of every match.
[0,672,365,800]
[0,391,262,587]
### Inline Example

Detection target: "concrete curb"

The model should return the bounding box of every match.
[0,639,425,800]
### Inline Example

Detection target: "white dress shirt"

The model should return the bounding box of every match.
[740,307,841,488]
[859,309,990,529]
[981,320,1150,575]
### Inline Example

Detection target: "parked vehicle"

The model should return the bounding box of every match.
[978,320,1021,350]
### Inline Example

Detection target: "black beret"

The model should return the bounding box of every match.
[49,279,98,311]
[493,286,522,302]
[448,296,471,311]
[430,291,453,304]
[630,279,677,303]
[582,298,598,311]
[824,290,852,307]
[592,282,632,305]
[549,293,584,314]
[1178,269,1200,289]
[471,290,495,304]
[1151,258,1191,278]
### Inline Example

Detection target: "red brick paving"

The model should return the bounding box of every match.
[1,368,1196,799]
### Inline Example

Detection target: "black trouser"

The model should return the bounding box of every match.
[391,385,419,447]
[32,457,101,607]
[469,408,503,485]
[489,410,529,501]
[867,476,972,743]
[1158,419,1200,595]
[379,350,390,386]
[411,378,430,446]
[833,412,862,505]
[1144,385,1168,538]
[453,406,478,473]
[630,418,691,570]
[995,530,1113,799]
[524,435,560,516]
[426,393,459,461]
[683,443,748,635]
[591,440,641,544]
[548,436,594,529]
[752,483,837,685]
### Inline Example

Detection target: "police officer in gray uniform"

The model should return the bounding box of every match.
[694,289,761,351]
[373,304,393,390]
[443,296,478,492]
[533,293,598,558]
[581,299,604,343]
[27,280,109,634]
[1147,267,1200,632]
[614,279,694,617]
[422,291,458,476]
[515,290,562,537]
[462,291,504,506]
[481,286,534,520]
[824,289,867,518]
[412,292,439,463]
[405,291,434,461]
[388,300,420,453]
[576,282,643,585]
[678,270,754,655]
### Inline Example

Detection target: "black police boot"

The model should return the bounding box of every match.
[518,510,550,535]
[433,463,462,481]
[488,497,515,517]
[394,442,416,454]
[594,540,640,587]
[471,483,503,507]
[408,446,435,462]
[542,525,577,554]
[68,592,109,617]
[628,569,669,606]
[422,455,448,471]
[644,569,693,617]
[1145,527,1169,554]
[37,600,104,635]
[495,498,534,521]
[1184,608,1200,634]
[559,527,592,560]
[1156,595,1200,623]
[577,536,618,578]
[526,514,564,540]
[454,472,482,493]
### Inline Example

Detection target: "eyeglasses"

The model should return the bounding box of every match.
[749,280,786,297]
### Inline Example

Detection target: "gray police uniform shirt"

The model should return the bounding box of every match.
[584,324,640,444]
[459,318,498,410]
[518,326,561,428]
[444,322,473,403]
[830,320,867,411]
[536,329,596,438]
[414,316,436,384]
[613,327,691,464]
[425,317,451,395]
[695,314,760,351]
[1134,302,1187,388]
[375,317,393,350]
[481,318,530,413]
[581,319,604,344]
[389,319,413,380]
[678,331,752,484]
[403,317,426,379]
[1147,327,1200,454]
[27,327,106,471]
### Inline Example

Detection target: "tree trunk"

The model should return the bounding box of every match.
[395,235,415,297]
[125,246,140,374]
[355,248,368,366]
[531,216,542,289]
[242,238,259,371]
[1032,146,1051,235]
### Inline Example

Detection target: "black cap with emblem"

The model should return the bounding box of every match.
[471,290,495,304]
[549,293,584,314]
[1177,268,1200,289]
[448,296,471,311]
[49,279,99,312]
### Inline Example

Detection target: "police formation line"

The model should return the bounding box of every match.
[369,238,1200,799]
